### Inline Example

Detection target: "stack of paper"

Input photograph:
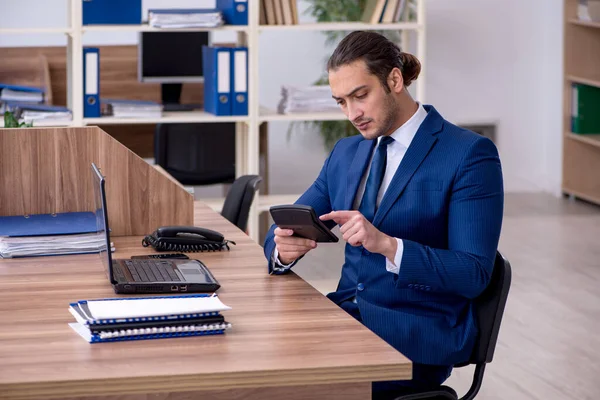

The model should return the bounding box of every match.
[69,294,232,343]
[101,99,163,118]
[1,102,73,126]
[148,9,224,28]
[277,85,339,114]
[0,83,44,103]
[0,233,110,259]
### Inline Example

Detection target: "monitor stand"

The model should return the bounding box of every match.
[161,83,202,112]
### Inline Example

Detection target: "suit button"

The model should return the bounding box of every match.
[426,286,431,291]
[420,285,425,290]
[357,283,365,291]
[408,284,414,289]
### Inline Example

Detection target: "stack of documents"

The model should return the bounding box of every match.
[69,294,232,343]
[0,83,44,103]
[277,85,339,114]
[148,9,224,28]
[0,212,106,259]
[1,102,73,126]
[0,233,110,259]
[101,99,163,118]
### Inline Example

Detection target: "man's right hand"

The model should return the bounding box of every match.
[273,227,317,265]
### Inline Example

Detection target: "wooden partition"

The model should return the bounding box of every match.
[0,126,193,236]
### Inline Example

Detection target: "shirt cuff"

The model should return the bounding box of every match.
[270,248,295,274]
[385,238,404,275]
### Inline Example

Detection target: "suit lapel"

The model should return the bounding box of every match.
[344,139,376,210]
[372,106,444,227]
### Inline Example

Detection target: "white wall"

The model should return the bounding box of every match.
[425,0,563,194]
[0,0,564,195]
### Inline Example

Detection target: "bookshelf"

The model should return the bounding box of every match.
[563,0,600,206]
[1,0,427,242]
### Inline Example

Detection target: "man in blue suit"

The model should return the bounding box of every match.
[263,31,503,400]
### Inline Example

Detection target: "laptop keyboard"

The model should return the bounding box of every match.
[123,259,181,282]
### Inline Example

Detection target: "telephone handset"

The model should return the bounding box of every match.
[142,226,236,252]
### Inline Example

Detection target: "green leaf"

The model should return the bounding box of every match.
[4,111,20,128]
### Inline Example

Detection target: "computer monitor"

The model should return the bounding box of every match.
[138,31,210,111]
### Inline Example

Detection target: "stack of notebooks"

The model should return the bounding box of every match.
[69,294,232,343]
[277,85,339,114]
[148,9,224,28]
[101,99,163,118]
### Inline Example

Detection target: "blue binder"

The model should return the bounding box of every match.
[202,46,232,116]
[0,83,44,94]
[82,0,142,25]
[0,212,97,237]
[83,47,100,118]
[231,47,248,116]
[217,0,248,25]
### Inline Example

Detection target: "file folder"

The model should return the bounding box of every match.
[82,0,142,25]
[83,47,100,118]
[231,47,248,116]
[202,46,231,116]
[217,0,248,25]
[0,212,96,237]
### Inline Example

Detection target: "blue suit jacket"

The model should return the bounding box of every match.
[263,105,504,366]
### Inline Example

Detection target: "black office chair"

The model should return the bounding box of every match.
[154,122,236,185]
[396,251,512,400]
[221,175,262,232]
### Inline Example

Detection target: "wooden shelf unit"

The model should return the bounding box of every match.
[563,0,600,205]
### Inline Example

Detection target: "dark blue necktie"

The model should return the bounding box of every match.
[358,136,394,222]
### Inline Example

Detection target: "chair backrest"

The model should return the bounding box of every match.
[154,123,236,186]
[469,251,512,365]
[221,175,262,231]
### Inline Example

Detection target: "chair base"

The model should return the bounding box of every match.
[394,385,458,400]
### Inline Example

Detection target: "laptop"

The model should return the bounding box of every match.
[91,163,221,294]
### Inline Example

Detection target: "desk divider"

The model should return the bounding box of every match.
[0,126,193,236]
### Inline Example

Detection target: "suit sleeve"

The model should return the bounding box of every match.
[263,142,339,274]
[396,136,504,299]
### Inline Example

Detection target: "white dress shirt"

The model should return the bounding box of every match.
[273,102,428,274]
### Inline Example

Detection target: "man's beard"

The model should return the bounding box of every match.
[373,93,399,138]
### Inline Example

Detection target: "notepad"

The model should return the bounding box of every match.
[74,294,231,320]
[68,294,232,343]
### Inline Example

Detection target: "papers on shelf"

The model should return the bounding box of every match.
[148,9,224,28]
[101,99,163,118]
[0,88,44,103]
[277,85,339,114]
[1,102,73,125]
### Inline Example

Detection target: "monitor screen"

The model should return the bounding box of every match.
[139,31,209,83]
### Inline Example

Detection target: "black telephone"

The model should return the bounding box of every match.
[142,226,236,252]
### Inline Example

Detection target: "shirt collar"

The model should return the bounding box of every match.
[378,102,428,149]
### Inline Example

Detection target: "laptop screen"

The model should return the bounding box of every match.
[91,163,115,284]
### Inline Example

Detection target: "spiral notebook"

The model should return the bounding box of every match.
[69,294,232,343]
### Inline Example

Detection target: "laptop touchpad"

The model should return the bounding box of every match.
[177,265,208,282]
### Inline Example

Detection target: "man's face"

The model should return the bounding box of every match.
[329,60,398,140]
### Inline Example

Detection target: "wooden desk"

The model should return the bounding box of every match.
[0,202,411,400]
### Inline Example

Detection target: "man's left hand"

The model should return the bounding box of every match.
[320,210,397,260]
